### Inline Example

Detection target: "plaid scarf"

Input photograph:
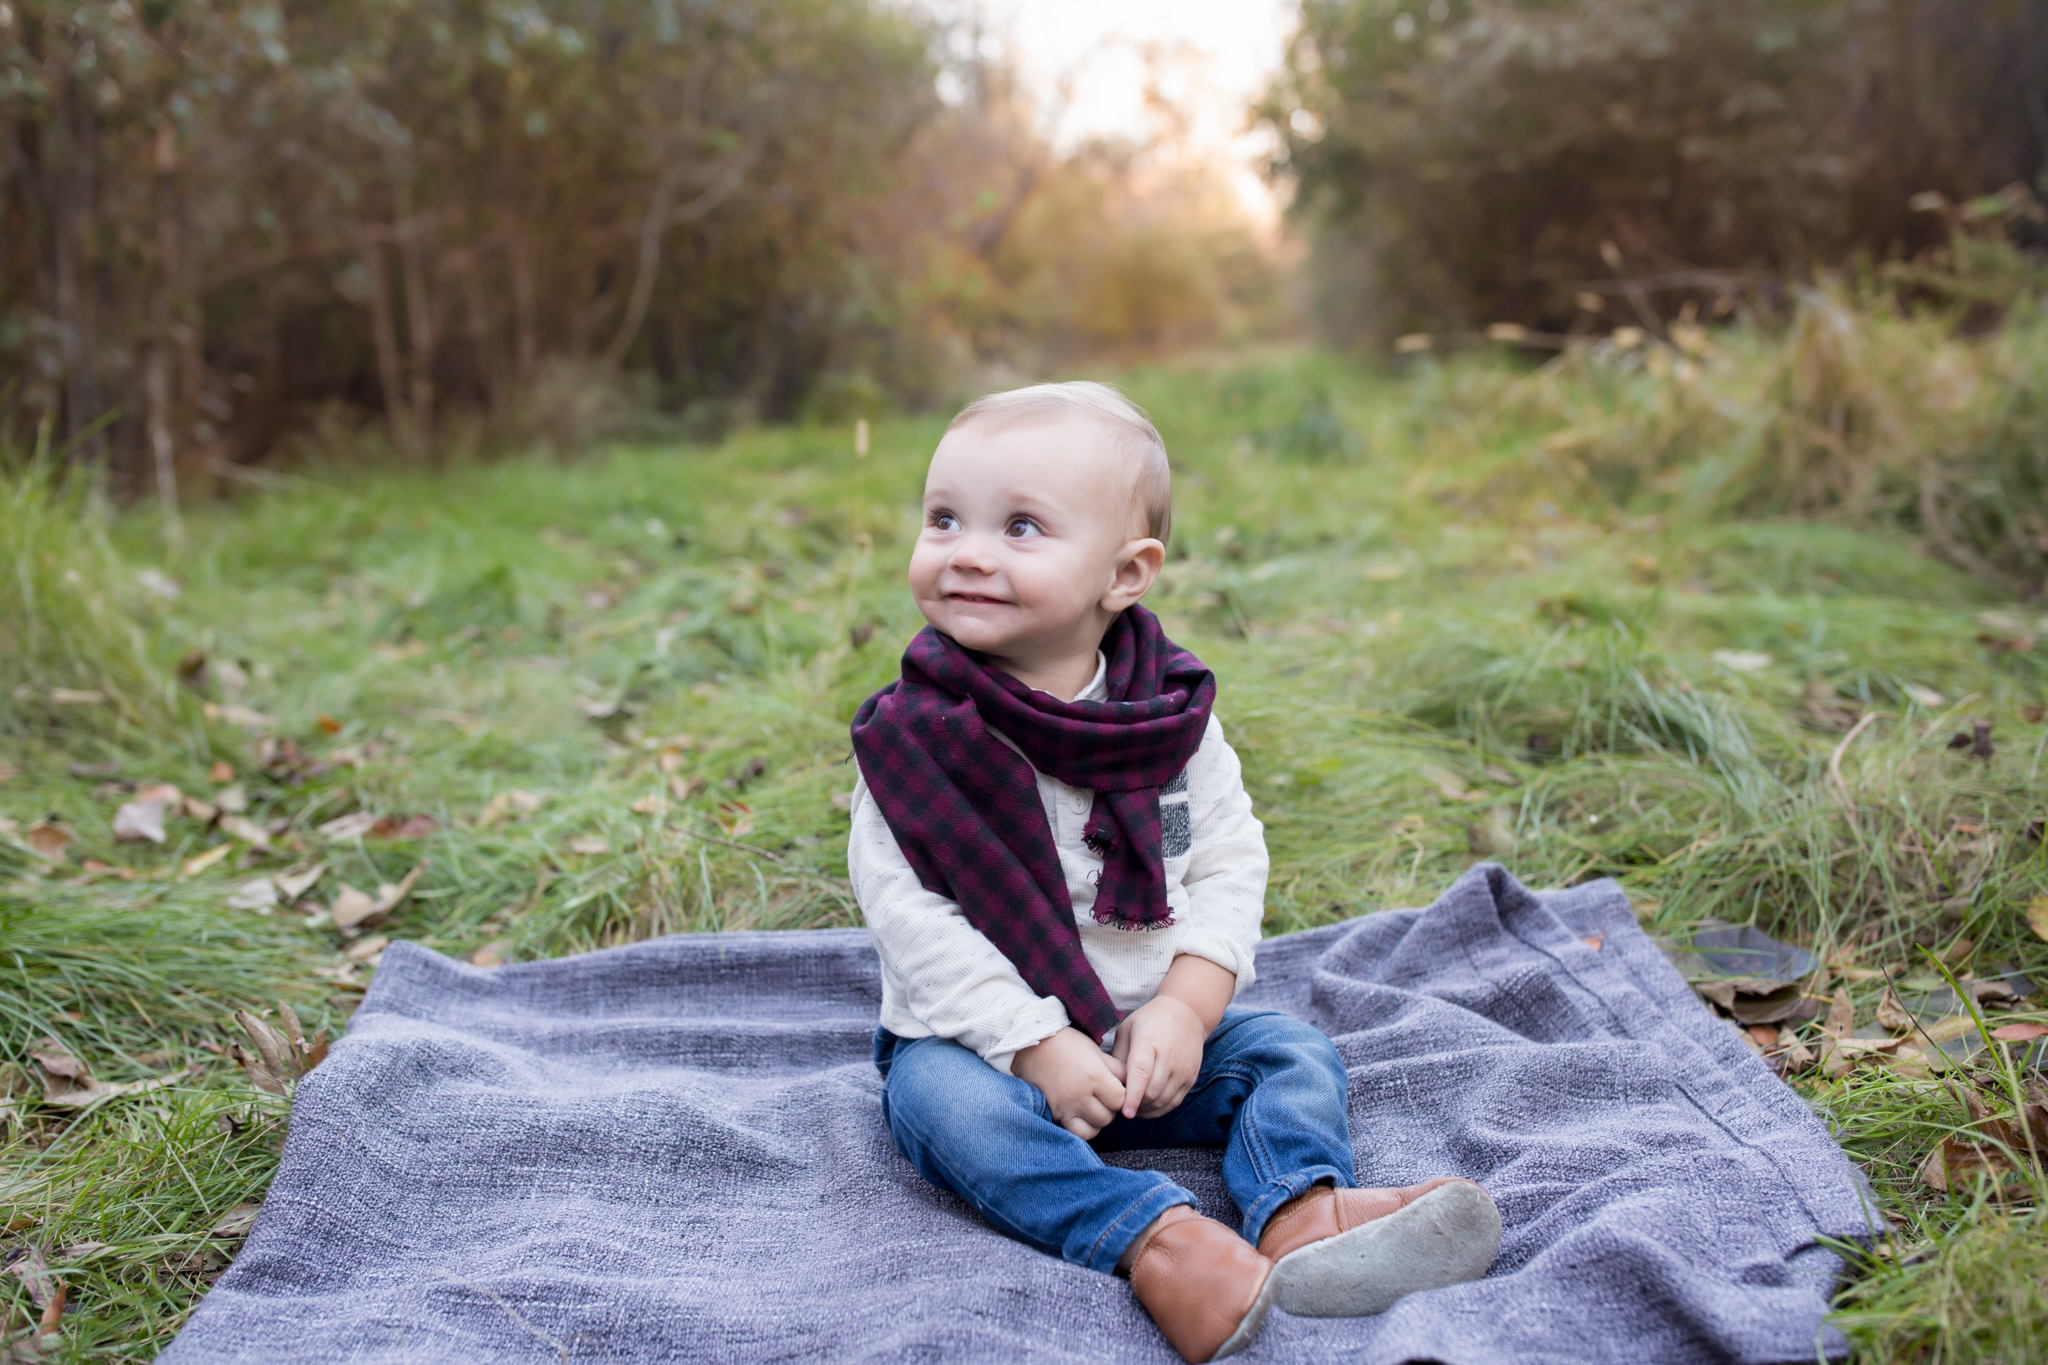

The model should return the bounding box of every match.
[850,605,1216,1042]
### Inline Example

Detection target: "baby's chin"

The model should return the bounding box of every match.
[922,601,1028,654]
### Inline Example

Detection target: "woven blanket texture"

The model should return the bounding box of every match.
[164,863,1874,1364]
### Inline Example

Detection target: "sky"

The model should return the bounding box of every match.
[967,0,1297,223]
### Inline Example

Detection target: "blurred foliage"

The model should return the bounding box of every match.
[1266,0,2048,345]
[0,1,1282,490]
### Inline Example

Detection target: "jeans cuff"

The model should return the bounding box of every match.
[1240,1164,1354,1246]
[1085,1183,1199,1276]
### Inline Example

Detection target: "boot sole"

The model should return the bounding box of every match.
[1266,1180,1502,1319]
[1208,1265,1279,1362]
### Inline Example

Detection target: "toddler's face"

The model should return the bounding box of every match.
[909,417,1157,671]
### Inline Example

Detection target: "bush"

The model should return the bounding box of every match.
[1270,0,2048,344]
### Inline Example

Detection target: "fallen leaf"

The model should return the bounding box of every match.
[273,863,323,900]
[629,794,667,817]
[214,784,249,814]
[568,835,610,856]
[28,1036,173,1109]
[1877,987,1916,1033]
[203,701,273,731]
[1712,650,1773,673]
[23,821,74,863]
[180,843,233,878]
[1745,1023,1779,1050]
[182,795,219,824]
[330,863,424,931]
[392,814,439,839]
[470,939,511,967]
[329,884,376,931]
[2028,897,2048,943]
[135,782,182,805]
[209,1202,262,1239]
[112,797,171,844]
[1417,765,1481,801]
[208,761,236,783]
[714,802,754,838]
[316,812,381,842]
[220,813,273,849]
[1903,684,1946,709]
[6,1242,55,1309]
[226,877,279,912]
[343,934,389,963]
[49,687,108,704]
[317,714,343,734]
[476,790,545,829]
[576,697,624,720]
[656,740,693,773]
[1584,933,1604,952]
[1991,1022,2048,1041]
[27,1039,85,1080]
[668,774,707,802]
[78,859,135,881]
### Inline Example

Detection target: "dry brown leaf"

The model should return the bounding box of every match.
[182,795,219,825]
[209,1202,262,1240]
[225,877,279,912]
[476,789,544,829]
[714,802,753,838]
[316,811,381,842]
[330,884,378,931]
[343,934,389,963]
[2027,897,2048,942]
[391,814,439,839]
[6,1242,54,1308]
[273,863,323,900]
[218,814,272,849]
[111,797,170,844]
[179,843,233,878]
[470,939,511,967]
[208,761,236,783]
[213,784,249,814]
[629,795,667,817]
[1417,765,1481,801]
[1824,988,1854,1038]
[668,774,707,802]
[567,835,610,856]
[1992,1021,2048,1041]
[23,821,73,863]
[28,1037,173,1109]
[1877,987,1916,1033]
[1781,1035,1816,1072]
[1746,1024,1779,1050]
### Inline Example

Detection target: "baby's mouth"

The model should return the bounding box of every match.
[946,592,1011,606]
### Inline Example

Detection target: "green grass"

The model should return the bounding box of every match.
[4,338,2047,1360]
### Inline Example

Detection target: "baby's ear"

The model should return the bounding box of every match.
[1104,537,1166,610]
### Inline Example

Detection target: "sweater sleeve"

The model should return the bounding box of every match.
[847,769,1071,1073]
[1169,715,1268,994]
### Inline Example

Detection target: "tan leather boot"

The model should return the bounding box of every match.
[1256,1178,1501,1318]
[1127,1206,1277,1363]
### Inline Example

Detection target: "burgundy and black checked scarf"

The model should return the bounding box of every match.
[850,605,1215,1041]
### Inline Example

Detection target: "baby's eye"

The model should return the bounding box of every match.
[927,510,960,532]
[1005,516,1042,539]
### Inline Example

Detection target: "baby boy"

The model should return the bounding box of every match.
[848,382,1500,1361]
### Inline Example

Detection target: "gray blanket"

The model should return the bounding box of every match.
[164,865,1875,1364]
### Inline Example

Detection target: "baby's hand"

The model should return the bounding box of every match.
[1111,994,1208,1119]
[1012,1027,1128,1140]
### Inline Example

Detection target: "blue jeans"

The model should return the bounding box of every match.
[875,1008,1356,1275]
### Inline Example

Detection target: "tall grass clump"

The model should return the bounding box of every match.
[1,440,187,745]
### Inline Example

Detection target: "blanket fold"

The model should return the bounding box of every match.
[165,864,1874,1365]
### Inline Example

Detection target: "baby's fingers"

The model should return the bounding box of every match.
[1121,1042,1156,1119]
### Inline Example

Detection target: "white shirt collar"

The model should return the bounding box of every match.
[1033,651,1109,704]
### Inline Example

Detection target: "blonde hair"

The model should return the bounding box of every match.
[946,381,1172,544]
